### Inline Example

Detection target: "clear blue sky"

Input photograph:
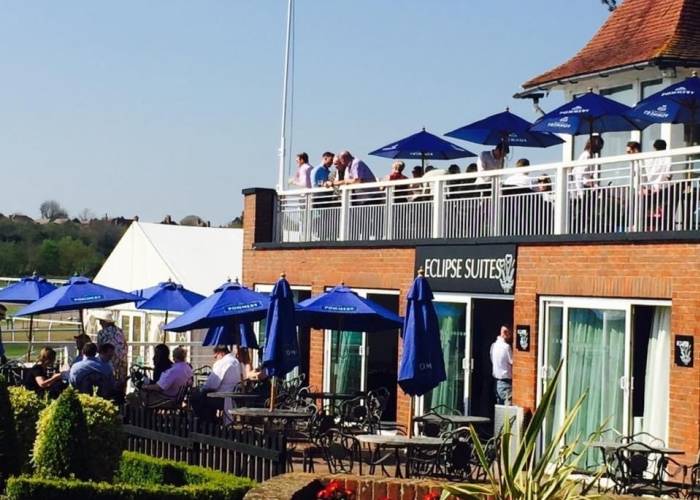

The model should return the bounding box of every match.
[0,1,608,225]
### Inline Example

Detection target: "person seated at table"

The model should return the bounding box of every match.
[135,346,192,408]
[24,346,66,398]
[72,333,91,365]
[152,343,173,383]
[69,342,115,397]
[191,346,241,422]
[236,347,254,381]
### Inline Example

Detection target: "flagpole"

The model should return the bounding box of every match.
[276,0,294,191]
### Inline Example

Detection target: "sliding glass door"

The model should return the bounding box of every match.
[538,297,671,467]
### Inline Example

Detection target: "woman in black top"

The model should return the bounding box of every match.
[152,343,173,383]
[25,347,64,397]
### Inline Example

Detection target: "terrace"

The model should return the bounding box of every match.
[272,146,700,245]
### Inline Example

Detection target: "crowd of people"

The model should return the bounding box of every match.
[288,139,680,231]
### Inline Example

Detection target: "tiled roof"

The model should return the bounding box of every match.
[523,0,700,89]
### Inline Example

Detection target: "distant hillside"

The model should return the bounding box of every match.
[0,217,128,278]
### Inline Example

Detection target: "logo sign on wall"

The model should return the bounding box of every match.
[415,244,516,294]
[516,325,530,352]
[675,335,694,367]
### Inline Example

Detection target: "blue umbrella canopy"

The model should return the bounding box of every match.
[627,75,700,126]
[202,322,259,349]
[296,285,403,332]
[164,280,270,332]
[369,128,475,162]
[398,274,446,396]
[530,90,644,136]
[262,275,299,378]
[134,280,205,312]
[0,274,57,304]
[16,276,140,316]
[445,109,564,148]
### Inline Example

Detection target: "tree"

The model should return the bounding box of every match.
[77,208,95,223]
[39,200,68,221]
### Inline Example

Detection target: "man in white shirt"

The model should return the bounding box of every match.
[289,152,313,188]
[489,326,513,406]
[191,346,241,422]
[476,142,509,184]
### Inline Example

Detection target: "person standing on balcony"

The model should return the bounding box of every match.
[331,150,376,185]
[643,139,674,230]
[312,152,334,187]
[289,152,313,188]
[490,326,513,406]
[476,141,509,183]
[572,136,604,231]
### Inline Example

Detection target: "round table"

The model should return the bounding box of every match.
[355,434,443,477]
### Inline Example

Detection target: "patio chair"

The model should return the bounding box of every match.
[437,426,476,481]
[143,383,192,411]
[406,440,440,479]
[318,429,363,475]
[416,410,451,438]
[339,396,371,434]
[613,441,682,497]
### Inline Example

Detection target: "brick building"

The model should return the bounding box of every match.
[242,0,700,465]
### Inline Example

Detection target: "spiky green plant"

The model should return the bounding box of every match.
[443,362,604,500]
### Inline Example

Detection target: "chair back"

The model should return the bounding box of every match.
[614,441,664,492]
[318,429,361,475]
[418,410,451,437]
[440,427,475,481]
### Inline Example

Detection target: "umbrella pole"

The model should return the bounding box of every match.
[162,310,169,344]
[79,309,84,335]
[26,315,34,362]
[407,396,414,438]
[269,376,277,411]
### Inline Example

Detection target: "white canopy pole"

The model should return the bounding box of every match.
[277,0,294,191]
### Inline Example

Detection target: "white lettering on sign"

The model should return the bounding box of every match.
[423,253,516,293]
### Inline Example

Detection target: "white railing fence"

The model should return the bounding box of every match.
[275,146,700,242]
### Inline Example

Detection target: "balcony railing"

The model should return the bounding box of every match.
[275,146,700,243]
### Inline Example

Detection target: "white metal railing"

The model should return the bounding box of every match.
[275,146,700,242]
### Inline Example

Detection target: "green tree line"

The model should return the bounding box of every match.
[0,218,126,278]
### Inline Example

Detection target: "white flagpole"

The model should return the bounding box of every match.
[277,0,294,191]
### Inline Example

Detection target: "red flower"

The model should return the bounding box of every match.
[423,492,440,500]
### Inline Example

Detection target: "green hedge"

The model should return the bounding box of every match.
[77,394,123,481]
[5,452,256,500]
[0,376,20,489]
[5,476,253,500]
[7,386,47,471]
[117,451,256,491]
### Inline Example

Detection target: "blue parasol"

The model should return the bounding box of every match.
[445,109,564,148]
[202,322,259,349]
[134,279,205,341]
[296,285,403,332]
[164,279,269,332]
[0,274,57,360]
[369,128,475,168]
[399,271,446,436]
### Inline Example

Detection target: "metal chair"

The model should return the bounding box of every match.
[318,429,363,475]
[339,396,371,434]
[416,410,451,438]
[613,441,682,497]
[438,426,476,481]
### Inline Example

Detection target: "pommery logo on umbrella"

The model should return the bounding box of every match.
[224,301,262,312]
[662,86,695,97]
[548,116,573,130]
[322,305,356,312]
[561,105,589,115]
[644,104,670,119]
[72,294,104,303]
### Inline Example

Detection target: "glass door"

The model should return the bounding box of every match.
[419,295,470,415]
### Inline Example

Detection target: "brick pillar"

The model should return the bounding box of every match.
[512,253,538,413]
[242,187,277,251]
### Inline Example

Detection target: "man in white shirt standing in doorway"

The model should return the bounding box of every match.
[490,325,513,406]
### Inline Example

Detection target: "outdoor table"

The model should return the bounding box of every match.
[593,441,684,455]
[207,392,264,408]
[413,414,491,427]
[355,434,443,478]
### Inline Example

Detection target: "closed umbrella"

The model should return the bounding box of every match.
[262,274,299,409]
[399,271,446,436]
[0,274,57,360]
[202,322,259,349]
[369,128,475,169]
[133,279,205,342]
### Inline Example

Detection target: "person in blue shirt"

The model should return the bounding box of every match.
[311,152,334,187]
[69,342,115,397]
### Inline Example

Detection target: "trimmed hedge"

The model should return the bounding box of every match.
[33,387,90,479]
[117,451,256,491]
[5,476,253,500]
[8,385,47,471]
[77,394,123,481]
[7,452,256,500]
[0,375,20,489]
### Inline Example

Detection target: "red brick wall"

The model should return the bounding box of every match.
[244,191,700,456]
[514,243,700,457]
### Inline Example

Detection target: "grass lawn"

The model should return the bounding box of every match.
[4,343,30,359]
